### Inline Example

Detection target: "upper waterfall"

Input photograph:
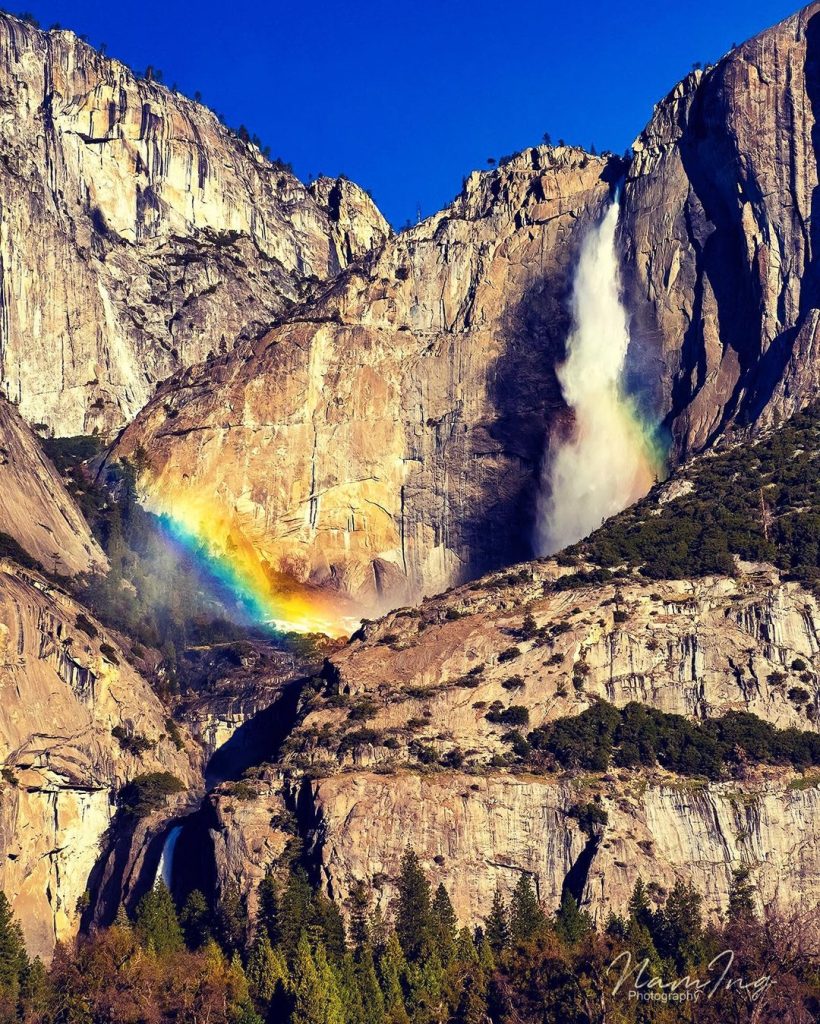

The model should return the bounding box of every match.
[535,199,664,555]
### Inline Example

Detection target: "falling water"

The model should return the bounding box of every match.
[535,199,663,555]
[155,824,183,891]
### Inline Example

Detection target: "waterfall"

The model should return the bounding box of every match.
[155,825,183,891]
[535,199,663,555]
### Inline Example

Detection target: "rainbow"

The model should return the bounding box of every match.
[149,489,361,638]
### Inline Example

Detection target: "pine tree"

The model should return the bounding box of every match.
[314,941,346,1024]
[180,888,211,949]
[555,891,592,946]
[453,974,487,1024]
[18,955,48,1021]
[661,879,703,968]
[348,880,371,953]
[477,934,494,975]
[394,849,432,960]
[217,881,247,956]
[727,866,757,920]
[0,893,27,1013]
[280,868,317,955]
[454,927,478,966]
[485,889,509,953]
[338,952,366,1024]
[429,884,457,965]
[628,877,652,928]
[134,882,184,956]
[246,929,286,1005]
[356,946,386,1024]
[509,875,544,943]
[256,870,281,945]
[315,892,347,964]
[406,950,444,1024]
[291,934,331,1024]
[378,932,409,1024]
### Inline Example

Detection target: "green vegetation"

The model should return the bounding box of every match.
[0,847,814,1023]
[527,701,820,779]
[110,726,154,758]
[574,404,820,583]
[117,772,185,819]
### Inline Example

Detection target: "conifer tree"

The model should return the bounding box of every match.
[180,888,211,949]
[280,868,318,955]
[485,889,510,953]
[315,892,347,964]
[246,929,286,1006]
[395,849,432,960]
[454,927,478,966]
[338,952,367,1024]
[134,882,184,956]
[357,946,386,1024]
[661,879,704,968]
[453,974,487,1024]
[217,881,247,956]
[430,884,457,965]
[378,932,409,1024]
[0,893,27,1014]
[477,934,494,975]
[292,934,333,1024]
[314,941,346,1024]
[406,949,444,1024]
[256,870,281,945]
[348,880,371,953]
[509,875,545,943]
[628,877,652,928]
[555,891,592,946]
[727,866,757,920]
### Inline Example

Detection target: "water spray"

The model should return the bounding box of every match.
[535,196,665,555]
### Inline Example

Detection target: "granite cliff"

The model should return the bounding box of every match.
[0,560,200,960]
[112,3,820,618]
[0,12,388,436]
[0,396,105,575]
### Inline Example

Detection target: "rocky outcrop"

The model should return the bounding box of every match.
[286,566,819,772]
[0,397,105,574]
[304,768,820,927]
[622,1,820,452]
[0,561,200,958]
[198,557,820,929]
[113,147,614,614]
[0,13,386,435]
[309,176,391,266]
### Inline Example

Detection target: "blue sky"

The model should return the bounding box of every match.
[13,1,798,225]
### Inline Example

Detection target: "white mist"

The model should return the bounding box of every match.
[535,199,658,555]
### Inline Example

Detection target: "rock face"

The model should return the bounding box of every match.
[201,557,820,929]
[622,1,820,452]
[0,397,105,574]
[309,176,391,266]
[0,13,387,435]
[0,561,200,959]
[110,4,820,614]
[304,769,819,927]
[301,567,820,768]
[114,148,614,614]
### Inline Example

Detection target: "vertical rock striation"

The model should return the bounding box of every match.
[0,562,200,959]
[0,13,388,435]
